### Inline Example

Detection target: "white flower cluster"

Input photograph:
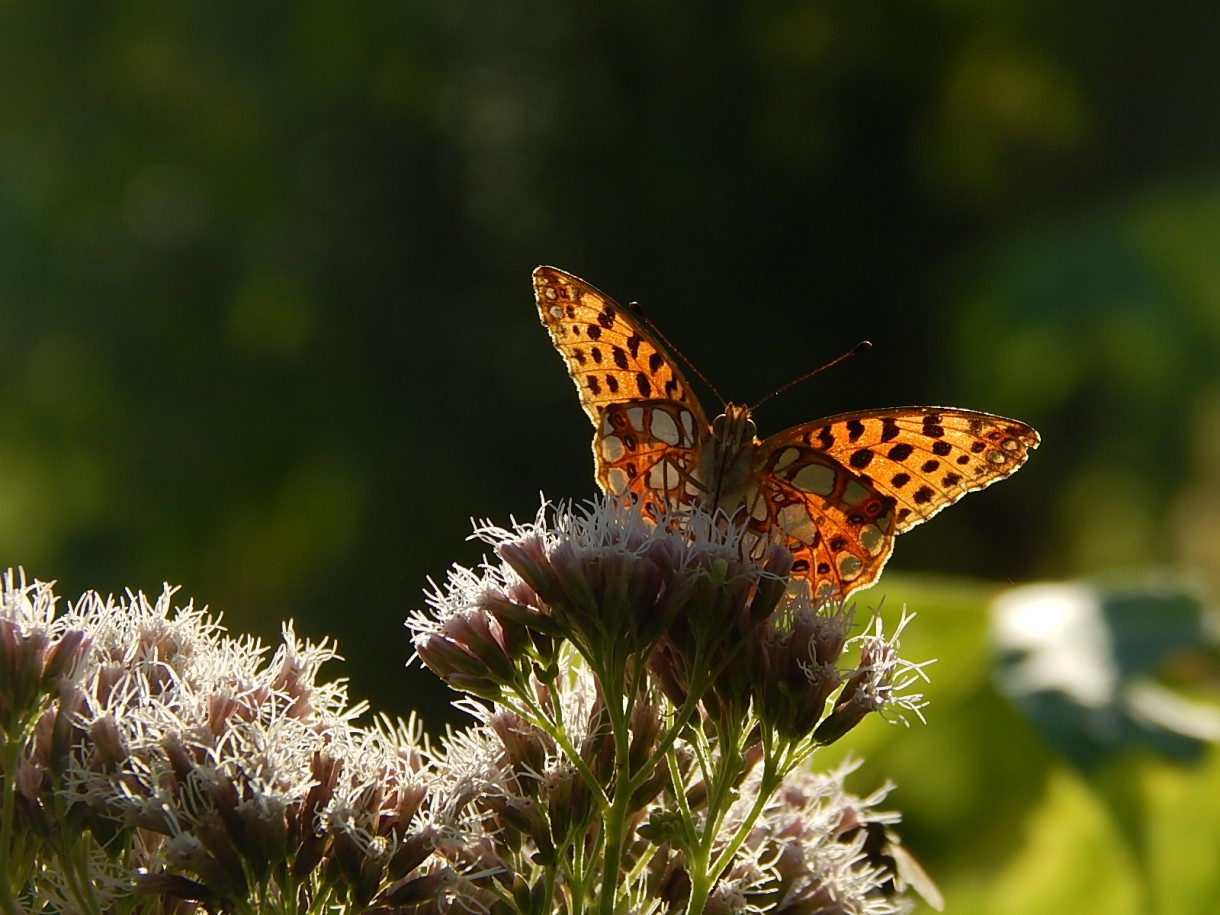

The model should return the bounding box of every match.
[1,496,936,914]
[0,569,473,914]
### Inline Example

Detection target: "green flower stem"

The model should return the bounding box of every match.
[595,657,634,915]
[0,739,20,915]
[514,679,609,811]
[683,731,748,913]
[709,761,783,888]
[52,829,104,915]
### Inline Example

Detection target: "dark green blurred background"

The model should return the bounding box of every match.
[4,3,1220,911]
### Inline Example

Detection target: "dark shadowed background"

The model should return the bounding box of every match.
[3,4,1220,909]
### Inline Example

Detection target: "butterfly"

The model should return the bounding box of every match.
[533,266,1039,600]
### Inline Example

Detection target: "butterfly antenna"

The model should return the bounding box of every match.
[626,299,726,403]
[752,340,873,410]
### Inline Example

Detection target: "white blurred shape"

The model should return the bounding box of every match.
[991,582,1117,707]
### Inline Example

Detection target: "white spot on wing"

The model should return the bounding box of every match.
[601,434,625,463]
[625,407,645,430]
[791,462,835,496]
[860,523,886,556]
[777,503,816,543]
[647,459,680,493]
[771,447,801,472]
[837,554,863,579]
[844,480,870,505]
[606,468,629,494]
[650,410,681,445]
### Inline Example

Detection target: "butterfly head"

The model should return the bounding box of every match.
[710,404,758,452]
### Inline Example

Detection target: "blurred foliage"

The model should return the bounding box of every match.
[829,576,1220,915]
[2,3,1219,911]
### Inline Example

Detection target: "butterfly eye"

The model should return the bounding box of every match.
[711,414,726,437]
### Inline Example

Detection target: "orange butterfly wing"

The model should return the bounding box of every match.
[744,441,899,600]
[782,408,1040,531]
[534,266,1040,600]
[747,409,1038,598]
[533,266,709,520]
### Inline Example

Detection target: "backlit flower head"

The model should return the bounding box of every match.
[410,498,792,703]
[0,573,468,913]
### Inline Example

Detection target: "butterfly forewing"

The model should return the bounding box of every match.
[534,266,712,522]
[533,266,706,426]
[783,408,1040,532]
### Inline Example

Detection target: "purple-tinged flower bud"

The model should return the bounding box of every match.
[414,608,519,696]
[647,642,689,708]
[479,583,565,641]
[749,600,853,740]
[291,829,333,883]
[328,825,386,907]
[747,545,793,624]
[287,751,342,880]
[161,736,197,789]
[239,796,289,883]
[191,811,251,901]
[814,639,899,746]
[496,537,557,604]
[88,712,127,773]
[386,830,433,881]
[628,698,662,774]
[93,661,124,708]
[42,627,90,684]
[132,871,215,904]
[0,619,50,733]
[488,710,554,781]
[377,867,452,907]
[269,647,318,721]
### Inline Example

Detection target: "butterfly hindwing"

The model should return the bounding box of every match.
[596,400,705,522]
[749,440,898,598]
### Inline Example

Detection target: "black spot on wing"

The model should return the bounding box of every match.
[887,443,914,461]
[850,448,875,469]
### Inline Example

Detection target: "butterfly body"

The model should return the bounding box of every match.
[534,265,1039,599]
[703,404,759,509]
